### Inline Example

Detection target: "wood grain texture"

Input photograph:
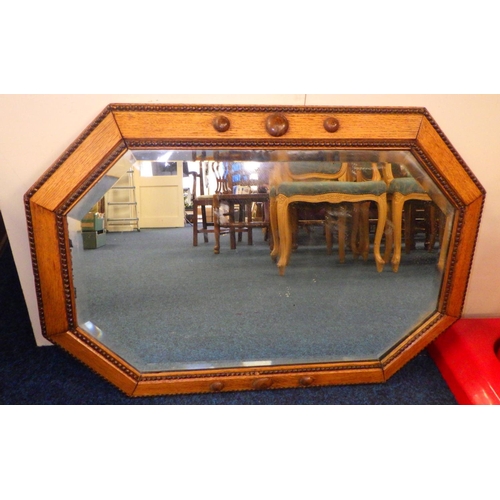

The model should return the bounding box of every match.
[24,104,484,396]
[132,362,385,397]
[444,196,485,317]
[113,110,423,141]
[417,117,484,205]
[29,203,69,337]
[381,312,457,380]
[52,329,140,395]
[31,114,123,211]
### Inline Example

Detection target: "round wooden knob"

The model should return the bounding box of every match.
[265,113,289,137]
[252,377,273,390]
[299,376,315,387]
[213,115,230,132]
[210,381,225,392]
[324,117,340,133]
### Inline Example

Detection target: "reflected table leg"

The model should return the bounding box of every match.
[213,194,221,254]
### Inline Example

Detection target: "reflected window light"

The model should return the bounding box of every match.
[183,161,198,190]
[245,161,260,173]
[81,321,103,339]
[157,151,173,163]
[242,360,273,367]
[139,161,153,177]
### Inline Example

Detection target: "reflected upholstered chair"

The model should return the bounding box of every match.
[343,162,385,262]
[381,163,449,272]
[270,161,348,264]
[270,161,388,276]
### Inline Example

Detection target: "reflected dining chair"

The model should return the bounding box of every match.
[191,152,216,246]
[212,161,270,254]
[270,161,388,276]
[381,162,448,272]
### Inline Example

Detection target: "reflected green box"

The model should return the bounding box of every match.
[82,213,104,232]
[82,230,106,249]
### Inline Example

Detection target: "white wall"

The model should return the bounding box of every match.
[0,94,498,346]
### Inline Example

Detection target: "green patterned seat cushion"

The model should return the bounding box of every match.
[288,161,343,177]
[276,181,387,197]
[349,162,380,180]
[388,177,426,195]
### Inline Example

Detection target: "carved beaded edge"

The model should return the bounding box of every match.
[23,104,486,394]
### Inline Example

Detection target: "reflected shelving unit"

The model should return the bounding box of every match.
[105,169,140,232]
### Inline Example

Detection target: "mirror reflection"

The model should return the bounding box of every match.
[67,149,454,372]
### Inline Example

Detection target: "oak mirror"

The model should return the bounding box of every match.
[25,105,485,396]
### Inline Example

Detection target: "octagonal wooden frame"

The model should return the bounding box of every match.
[24,104,485,397]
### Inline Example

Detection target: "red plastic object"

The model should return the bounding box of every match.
[428,318,500,405]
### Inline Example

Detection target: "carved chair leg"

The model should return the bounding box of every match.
[291,205,299,251]
[246,201,253,246]
[201,206,209,243]
[270,196,279,262]
[384,201,394,264]
[213,198,221,254]
[193,204,199,246]
[237,202,244,244]
[276,197,292,275]
[228,202,237,250]
[373,195,387,273]
[360,202,370,261]
[391,193,405,272]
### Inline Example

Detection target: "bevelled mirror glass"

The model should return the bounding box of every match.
[25,104,485,396]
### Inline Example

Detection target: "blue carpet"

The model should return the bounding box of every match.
[72,227,443,372]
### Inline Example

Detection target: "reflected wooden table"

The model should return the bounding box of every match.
[212,192,270,254]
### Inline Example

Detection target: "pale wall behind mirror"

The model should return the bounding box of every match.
[0,94,497,347]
